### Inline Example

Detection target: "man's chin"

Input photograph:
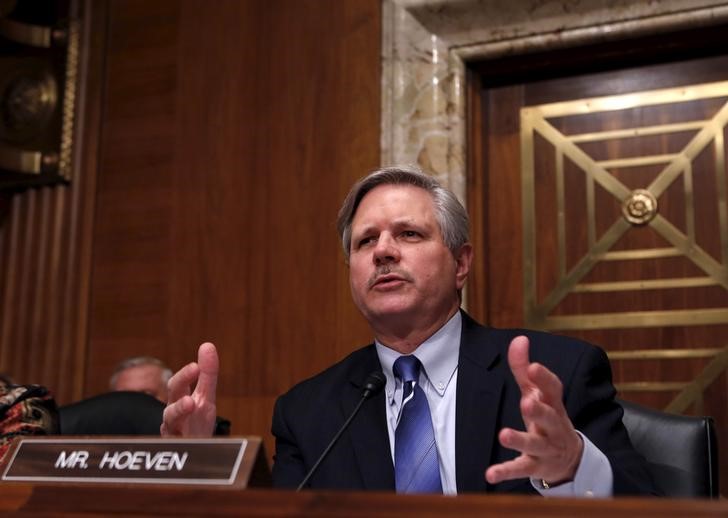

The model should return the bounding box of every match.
[361,303,417,323]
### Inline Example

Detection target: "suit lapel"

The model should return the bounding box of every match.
[341,347,395,490]
[455,313,506,492]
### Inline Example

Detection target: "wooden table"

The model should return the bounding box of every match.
[1,484,727,517]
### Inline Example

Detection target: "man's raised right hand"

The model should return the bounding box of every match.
[161,342,219,437]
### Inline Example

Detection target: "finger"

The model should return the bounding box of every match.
[507,335,534,393]
[526,362,564,408]
[485,455,537,484]
[193,342,219,404]
[161,396,194,436]
[167,362,200,404]
[498,426,549,457]
[519,396,562,438]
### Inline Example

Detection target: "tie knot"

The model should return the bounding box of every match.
[393,355,421,383]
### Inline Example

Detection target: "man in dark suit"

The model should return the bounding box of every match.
[162,166,657,496]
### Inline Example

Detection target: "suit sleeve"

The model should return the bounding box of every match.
[561,344,661,496]
[270,394,308,489]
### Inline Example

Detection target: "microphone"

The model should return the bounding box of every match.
[296,370,386,491]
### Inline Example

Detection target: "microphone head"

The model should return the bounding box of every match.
[361,371,386,399]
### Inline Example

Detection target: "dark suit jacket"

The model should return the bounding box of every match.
[271,311,658,495]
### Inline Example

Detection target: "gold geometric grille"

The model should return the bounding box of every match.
[521,81,728,331]
[608,345,728,413]
[520,82,728,413]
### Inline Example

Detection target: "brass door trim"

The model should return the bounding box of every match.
[615,382,690,392]
[602,248,681,260]
[530,81,728,118]
[608,348,723,360]
[533,308,728,331]
[597,154,678,168]
[569,121,705,142]
[573,277,718,293]
[522,81,728,330]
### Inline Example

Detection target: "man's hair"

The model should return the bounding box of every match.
[336,165,470,260]
[109,356,173,390]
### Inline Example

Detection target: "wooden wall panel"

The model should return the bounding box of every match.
[0,0,105,404]
[85,0,381,455]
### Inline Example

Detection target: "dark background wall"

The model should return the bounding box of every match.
[0,0,382,457]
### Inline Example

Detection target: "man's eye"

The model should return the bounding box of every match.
[358,237,374,247]
[402,230,419,238]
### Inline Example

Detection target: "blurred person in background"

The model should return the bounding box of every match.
[109,356,172,403]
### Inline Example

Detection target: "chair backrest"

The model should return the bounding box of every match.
[619,398,719,498]
[58,391,165,435]
[59,391,232,436]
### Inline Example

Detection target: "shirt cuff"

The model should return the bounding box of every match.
[530,431,613,498]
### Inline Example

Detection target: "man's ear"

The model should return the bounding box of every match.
[454,243,473,290]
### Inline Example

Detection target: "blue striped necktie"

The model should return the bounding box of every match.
[393,355,442,493]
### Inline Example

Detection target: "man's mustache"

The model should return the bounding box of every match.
[367,266,414,289]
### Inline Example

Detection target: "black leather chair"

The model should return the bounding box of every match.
[59,391,165,435]
[59,391,232,436]
[619,398,719,498]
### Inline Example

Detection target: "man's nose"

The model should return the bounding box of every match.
[373,233,400,264]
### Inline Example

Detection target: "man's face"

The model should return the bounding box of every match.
[348,184,471,334]
[113,364,168,403]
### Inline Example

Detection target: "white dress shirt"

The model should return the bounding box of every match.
[375,311,613,496]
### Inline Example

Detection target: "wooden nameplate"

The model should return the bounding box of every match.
[0,436,271,488]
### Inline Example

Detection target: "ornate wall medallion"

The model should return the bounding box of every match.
[622,189,658,226]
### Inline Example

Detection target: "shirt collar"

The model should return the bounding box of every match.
[375,311,462,402]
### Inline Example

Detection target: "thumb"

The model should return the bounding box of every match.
[508,335,532,393]
[193,342,219,404]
